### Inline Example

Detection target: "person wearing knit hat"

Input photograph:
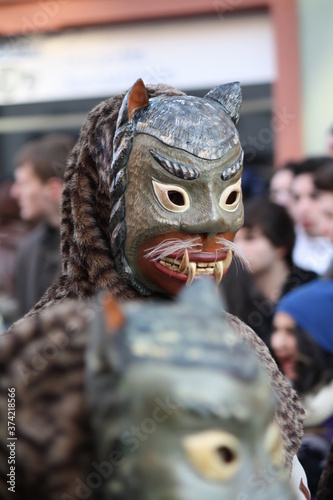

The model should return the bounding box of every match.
[271,278,333,499]
[275,279,333,354]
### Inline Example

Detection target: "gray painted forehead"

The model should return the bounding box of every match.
[119,280,261,382]
[134,95,240,160]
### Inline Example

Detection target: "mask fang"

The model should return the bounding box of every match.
[179,249,190,274]
[214,261,223,285]
[186,262,197,286]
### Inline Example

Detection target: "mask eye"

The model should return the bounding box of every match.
[263,422,284,467]
[219,179,242,212]
[153,180,190,213]
[182,430,240,481]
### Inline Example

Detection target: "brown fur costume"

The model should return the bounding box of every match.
[23,85,185,316]
[0,84,304,498]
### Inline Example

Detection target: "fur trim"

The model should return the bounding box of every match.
[21,85,185,321]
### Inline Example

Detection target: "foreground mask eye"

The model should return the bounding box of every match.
[153,180,190,213]
[182,430,240,480]
[264,422,284,467]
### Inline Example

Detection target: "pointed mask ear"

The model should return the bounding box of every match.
[204,82,242,125]
[117,78,149,127]
[128,78,149,120]
[101,293,125,333]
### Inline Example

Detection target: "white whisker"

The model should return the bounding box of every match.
[216,237,252,272]
[144,237,202,261]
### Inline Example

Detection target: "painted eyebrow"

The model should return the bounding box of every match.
[221,151,244,181]
[175,401,251,422]
[150,150,200,180]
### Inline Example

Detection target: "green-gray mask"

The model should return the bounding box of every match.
[109,79,245,297]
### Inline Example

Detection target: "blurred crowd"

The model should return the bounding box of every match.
[1,126,333,498]
[221,146,333,498]
[0,133,74,328]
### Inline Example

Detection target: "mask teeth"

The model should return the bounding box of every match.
[223,250,233,270]
[186,262,197,286]
[214,261,223,285]
[179,249,189,274]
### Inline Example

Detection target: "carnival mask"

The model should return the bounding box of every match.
[87,280,295,500]
[109,79,245,296]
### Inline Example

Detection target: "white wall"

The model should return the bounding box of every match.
[0,12,276,105]
[297,0,333,155]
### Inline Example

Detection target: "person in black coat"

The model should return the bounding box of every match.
[220,196,317,347]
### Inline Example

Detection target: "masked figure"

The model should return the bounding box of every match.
[87,280,297,500]
[0,80,306,498]
[109,79,244,296]
[11,78,244,308]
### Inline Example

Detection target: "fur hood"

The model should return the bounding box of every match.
[29,84,185,317]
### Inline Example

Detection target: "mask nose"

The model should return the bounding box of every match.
[181,211,229,235]
[180,196,243,235]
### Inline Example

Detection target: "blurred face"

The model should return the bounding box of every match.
[270,312,298,381]
[317,191,333,242]
[269,169,294,210]
[11,163,49,222]
[289,173,319,236]
[235,226,279,275]
[327,132,333,157]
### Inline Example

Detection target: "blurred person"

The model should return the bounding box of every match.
[271,280,333,498]
[241,162,268,201]
[269,165,295,211]
[0,178,31,329]
[325,125,333,157]
[11,133,75,317]
[313,161,333,280]
[316,438,333,500]
[288,157,333,274]
[221,196,317,346]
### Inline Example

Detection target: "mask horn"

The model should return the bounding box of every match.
[117,78,149,127]
[101,293,125,333]
[204,82,242,125]
[128,78,149,120]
